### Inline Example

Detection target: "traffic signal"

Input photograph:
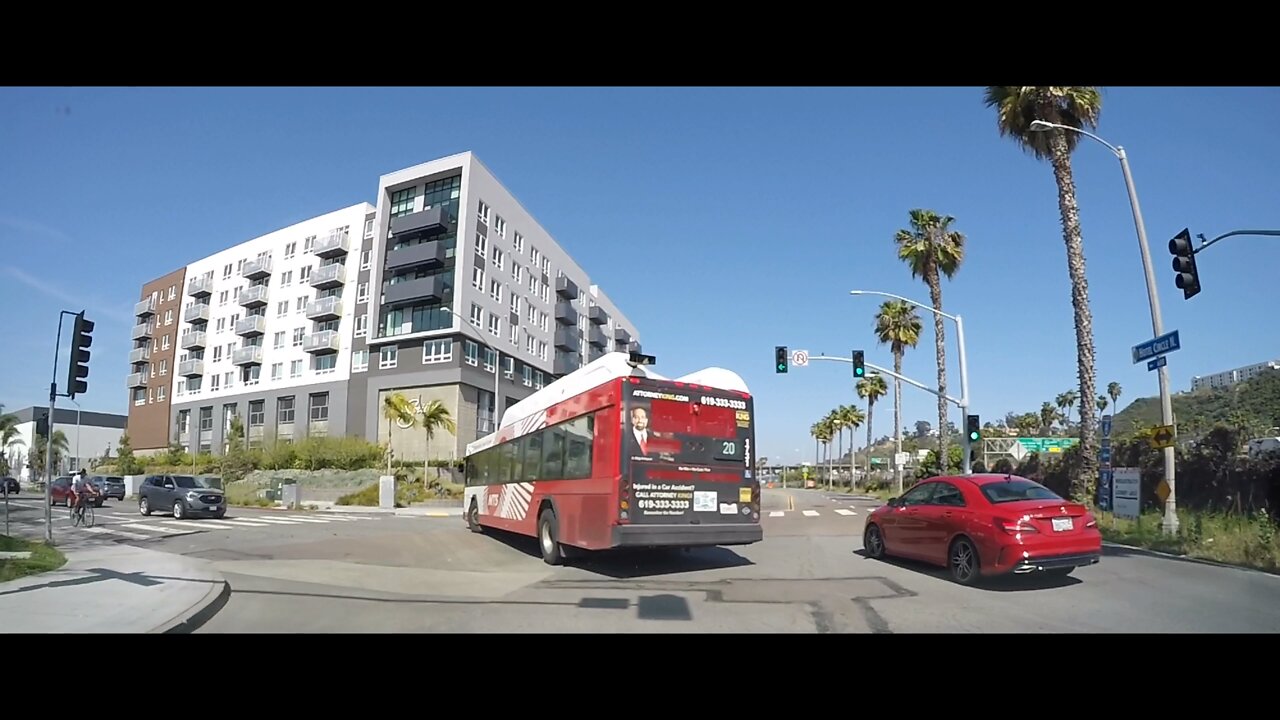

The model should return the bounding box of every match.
[67,311,94,398]
[966,414,981,443]
[775,346,788,373]
[852,350,865,378]
[1168,228,1201,300]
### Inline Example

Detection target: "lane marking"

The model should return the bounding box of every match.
[802,510,820,517]
[769,511,785,517]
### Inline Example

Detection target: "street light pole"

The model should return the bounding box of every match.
[850,289,972,475]
[444,308,502,434]
[1030,120,1177,534]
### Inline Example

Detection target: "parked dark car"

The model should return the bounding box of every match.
[90,475,127,501]
[138,474,226,519]
[1,476,18,495]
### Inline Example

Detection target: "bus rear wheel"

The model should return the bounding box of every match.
[538,509,565,566]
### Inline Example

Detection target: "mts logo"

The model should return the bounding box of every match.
[487,494,499,508]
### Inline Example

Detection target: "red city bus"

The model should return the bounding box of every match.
[462,351,762,564]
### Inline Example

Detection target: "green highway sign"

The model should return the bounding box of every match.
[1016,437,1080,454]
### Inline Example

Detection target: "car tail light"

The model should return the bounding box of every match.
[996,517,1038,534]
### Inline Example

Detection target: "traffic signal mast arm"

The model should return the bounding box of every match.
[1194,228,1280,253]
[804,354,964,408]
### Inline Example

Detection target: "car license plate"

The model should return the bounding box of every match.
[1052,517,1073,532]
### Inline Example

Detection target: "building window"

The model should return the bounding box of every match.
[513,232,523,254]
[423,339,452,363]
[379,345,397,369]
[355,314,368,337]
[487,314,500,337]
[390,187,415,217]
[278,396,295,424]
[352,349,368,372]
[271,362,283,380]
[314,354,337,373]
[290,360,303,378]
[474,232,487,258]
[249,400,265,427]
[310,392,329,421]
[477,200,489,224]
[489,279,502,303]
[464,340,478,366]
[470,303,482,326]
[293,328,304,347]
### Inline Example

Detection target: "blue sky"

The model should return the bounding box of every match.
[1,86,1276,463]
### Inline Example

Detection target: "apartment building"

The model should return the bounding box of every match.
[126,151,642,462]
[161,203,374,454]
[127,267,188,452]
[347,152,642,461]
[1191,359,1280,392]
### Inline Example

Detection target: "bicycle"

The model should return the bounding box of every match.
[70,492,96,528]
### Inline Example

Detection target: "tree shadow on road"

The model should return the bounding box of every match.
[850,548,1082,591]
[480,527,753,579]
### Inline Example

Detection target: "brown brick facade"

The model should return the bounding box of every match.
[126,267,186,452]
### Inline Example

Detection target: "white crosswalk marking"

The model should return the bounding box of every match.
[83,525,155,541]
[835,509,857,516]
[164,520,237,530]
[802,510,820,517]
[264,515,331,524]
[769,511,785,517]
[218,520,273,527]
[117,523,175,533]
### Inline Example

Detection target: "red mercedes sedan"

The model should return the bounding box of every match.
[862,474,1102,585]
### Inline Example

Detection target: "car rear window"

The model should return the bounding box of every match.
[980,479,1061,504]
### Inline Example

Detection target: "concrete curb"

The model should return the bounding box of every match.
[1101,541,1280,579]
[155,579,232,633]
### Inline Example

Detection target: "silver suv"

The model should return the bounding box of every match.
[138,474,226,520]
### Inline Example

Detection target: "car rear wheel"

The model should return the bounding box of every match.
[863,523,885,559]
[949,537,980,585]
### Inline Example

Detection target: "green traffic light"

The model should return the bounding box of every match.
[969,432,979,441]
[855,368,864,376]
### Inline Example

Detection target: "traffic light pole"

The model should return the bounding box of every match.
[42,309,91,545]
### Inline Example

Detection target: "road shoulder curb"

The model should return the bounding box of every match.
[1101,541,1280,579]
[155,578,232,633]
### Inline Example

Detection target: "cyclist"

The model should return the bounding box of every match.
[71,469,99,515]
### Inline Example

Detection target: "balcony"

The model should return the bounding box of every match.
[313,231,350,258]
[553,356,578,376]
[235,315,266,337]
[239,285,269,308]
[187,276,212,297]
[184,303,210,324]
[128,346,151,364]
[134,296,156,317]
[589,305,609,325]
[231,346,263,366]
[388,205,450,239]
[241,256,273,279]
[309,262,345,289]
[306,295,342,321]
[178,359,205,378]
[131,323,152,340]
[588,326,608,348]
[384,275,445,307]
[614,327,632,343]
[554,328,579,351]
[555,302,578,326]
[126,372,147,389]
[302,330,340,355]
[180,331,207,350]
[556,275,579,299]
[385,240,447,271]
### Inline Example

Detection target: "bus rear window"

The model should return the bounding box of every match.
[648,400,737,437]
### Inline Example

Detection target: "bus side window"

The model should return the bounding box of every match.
[525,433,543,480]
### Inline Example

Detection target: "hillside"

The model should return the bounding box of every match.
[1112,368,1280,440]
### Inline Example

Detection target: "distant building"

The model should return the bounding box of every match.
[1,406,128,480]
[1191,360,1280,391]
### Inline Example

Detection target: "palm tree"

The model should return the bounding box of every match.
[1096,394,1109,419]
[0,404,24,476]
[984,85,1104,501]
[417,399,457,482]
[812,419,833,488]
[875,300,922,493]
[837,404,865,487]
[1108,382,1122,410]
[382,392,417,475]
[1040,402,1059,436]
[895,209,966,462]
[856,373,888,479]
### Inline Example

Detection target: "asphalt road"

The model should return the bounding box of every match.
[7,489,1278,632]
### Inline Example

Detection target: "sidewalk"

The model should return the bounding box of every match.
[0,544,229,633]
